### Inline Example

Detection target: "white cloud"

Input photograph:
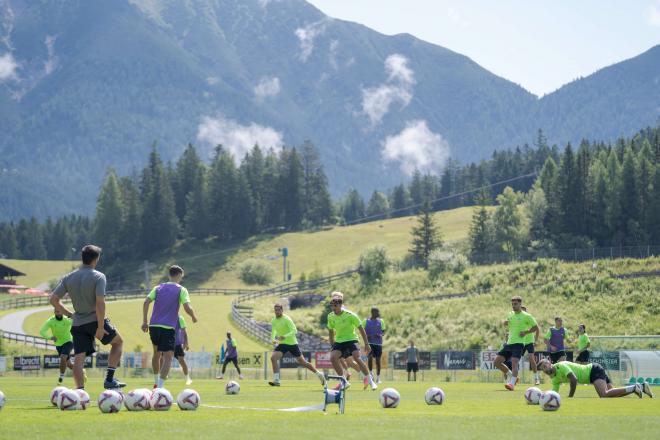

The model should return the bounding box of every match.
[206,76,219,85]
[447,7,470,28]
[295,19,327,62]
[197,115,284,160]
[0,52,18,82]
[649,1,660,26]
[381,120,450,176]
[44,35,58,75]
[361,54,415,125]
[329,39,339,70]
[254,76,281,101]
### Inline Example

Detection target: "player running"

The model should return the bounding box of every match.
[217,331,243,379]
[494,295,539,391]
[268,303,326,387]
[521,306,541,385]
[544,316,569,363]
[538,359,654,398]
[50,245,125,390]
[40,309,74,384]
[575,324,591,364]
[327,292,377,391]
[363,307,386,384]
[142,265,198,389]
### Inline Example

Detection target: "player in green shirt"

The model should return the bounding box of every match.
[40,310,74,384]
[327,292,377,390]
[539,360,653,398]
[575,324,591,364]
[494,295,539,391]
[521,306,541,385]
[268,303,326,387]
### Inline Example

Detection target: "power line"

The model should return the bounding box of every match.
[344,171,538,226]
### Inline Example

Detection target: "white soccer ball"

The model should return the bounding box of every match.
[379,388,400,408]
[58,388,80,410]
[425,387,445,405]
[177,389,201,410]
[98,390,123,413]
[524,387,543,405]
[0,390,5,410]
[76,389,91,410]
[50,386,68,407]
[539,391,561,411]
[150,388,173,411]
[225,381,240,395]
[124,389,151,411]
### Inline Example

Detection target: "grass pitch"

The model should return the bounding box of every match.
[0,376,657,439]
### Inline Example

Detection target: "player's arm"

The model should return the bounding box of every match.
[328,329,335,345]
[39,319,53,340]
[520,324,538,338]
[543,329,552,348]
[94,273,108,340]
[271,323,277,344]
[180,288,198,323]
[280,317,296,341]
[142,296,152,332]
[49,278,74,318]
[183,328,189,350]
[358,326,371,354]
[567,372,578,397]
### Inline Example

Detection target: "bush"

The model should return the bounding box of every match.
[238,259,275,285]
[449,254,470,274]
[429,251,470,279]
[358,246,390,285]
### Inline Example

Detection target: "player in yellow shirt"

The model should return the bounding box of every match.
[40,310,74,384]
[575,324,591,364]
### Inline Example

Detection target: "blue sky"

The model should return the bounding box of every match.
[308,0,660,96]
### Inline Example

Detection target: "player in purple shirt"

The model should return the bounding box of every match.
[363,308,386,384]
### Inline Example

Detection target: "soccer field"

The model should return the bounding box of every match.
[0,377,657,439]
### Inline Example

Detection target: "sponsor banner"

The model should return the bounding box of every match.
[0,356,6,372]
[185,352,213,369]
[123,352,150,369]
[437,351,476,370]
[391,351,432,370]
[480,350,499,370]
[237,352,265,368]
[14,355,40,371]
[315,351,333,369]
[44,355,62,369]
[534,351,574,365]
[83,356,93,368]
[280,351,311,369]
[591,351,620,371]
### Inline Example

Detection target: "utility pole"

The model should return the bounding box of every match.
[138,260,156,290]
[278,247,288,282]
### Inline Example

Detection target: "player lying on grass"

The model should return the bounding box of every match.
[538,359,654,398]
[40,309,74,384]
[268,303,326,387]
[327,292,377,391]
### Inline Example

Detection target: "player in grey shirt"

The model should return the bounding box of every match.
[50,245,125,390]
[406,340,419,381]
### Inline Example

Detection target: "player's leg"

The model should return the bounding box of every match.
[413,363,417,381]
[71,323,94,389]
[152,346,161,386]
[367,352,374,374]
[526,345,540,385]
[231,357,243,379]
[269,350,283,385]
[72,353,86,388]
[100,318,124,388]
[494,354,511,375]
[557,350,567,363]
[295,351,326,385]
[330,349,344,376]
[593,379,640,398]
[58,354,67,383]
[158,350,174,387]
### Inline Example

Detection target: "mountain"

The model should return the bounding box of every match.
[0,0,658,221]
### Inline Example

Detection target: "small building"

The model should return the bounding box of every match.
[0,263,27,293]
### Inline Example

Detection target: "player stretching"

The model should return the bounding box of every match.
[494,295,538,391]
[174,315,193,385]
[268,303,326,387]
[142,265,198,389]
[520,306,541,385]
[327,292,377,391]
[50,245,125,390]
[575,324,591,364]
[40,309,74,384]
[544,316,569,363]
[363,307,386,384]
[538,359,653,398]
[217,332,243,379]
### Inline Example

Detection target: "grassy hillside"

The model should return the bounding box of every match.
[0,259,77,289]
[23,296,268,354]
[126,206,477,289]
[248,257,660,351]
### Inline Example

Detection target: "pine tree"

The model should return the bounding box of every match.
[23,218,47,259]
[409,202,443,268]
[538,157,560,237]
[0,223,18,258]
[586,159,610,244]
[409,169,423,211]
[342,189,366,223]
[558,143,581,236]
[493,187,525,256]
[620,146,641,242]
[300,141,333,226]
[207,146,238,240]
[173,144,203,228]
[366,191,390,219]
[468,192,494,259]
[605,150,623,245]
[279,148,304,230]
[118,177,141,257]
[94,169,124,258]
[389,184,410,217]
[242,145,265,230]
[184,168,209,239]
[524,181,548,242]
[649,164,660,244]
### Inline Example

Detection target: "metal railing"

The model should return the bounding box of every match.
[0,330,55,350]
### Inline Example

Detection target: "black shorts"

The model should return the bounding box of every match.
[332,341,360,359]
[407,362,419,373]
[149,326,176,352]
[71,318,118,356]
[275,344,302,357]
[56,341,74,358]
[369,344,383,358]
[589,363,611,384]
[576,351,590,362]
[549,351,567,363]
[522,343,535,355]
[497,343,524,360]
[174,345,185,358]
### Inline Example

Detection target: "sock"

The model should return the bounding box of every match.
[625,385,636,392]
[186,374,191,380]
[77,386,85,390]
[157,377,165,388]
[509,375,517,385]
[59,373,65,379]
[154,374,159,384]
[274,373,280,381]
[105,367,116,382]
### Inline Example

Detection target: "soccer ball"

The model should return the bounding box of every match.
[124,389,151,411]
[58,388,80,410]
[98,390,123,413]
[225,381,240,395]
[424,387,445,405]
[50,386,68,407]
[150,388,173,411]
[177,389,201,410]
[379,388,400,408]
[539,391,561,411]
[0,390,5,410]
[524,387,542,405]
[76,389,91,410]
